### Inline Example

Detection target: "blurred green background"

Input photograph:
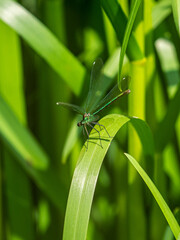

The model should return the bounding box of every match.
[0,0,180,239]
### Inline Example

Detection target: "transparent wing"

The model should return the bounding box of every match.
[85,58,104,113]
[92,76,131,116]
[56,102,84,115]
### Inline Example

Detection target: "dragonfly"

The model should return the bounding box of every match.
[56,58,130,148]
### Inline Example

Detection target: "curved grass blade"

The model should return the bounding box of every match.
[125,153,180,240]
[56,102,84,115]
[63,114,130,240]
[63,115,155,240]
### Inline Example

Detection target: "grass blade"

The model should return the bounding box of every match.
[118,0,144,85]
[101,0,144,61]
[172,0,180,36]
[0,0,86,96]
[63,114,130,240]
[124,153,180,240]
[63,115,155,240]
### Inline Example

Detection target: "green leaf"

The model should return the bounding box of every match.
[0,95,48,169]
[118,0,144,85]
[101,0,144,61]
[172,0,180,36]
[124,153,180,240]
[0,0,86,96]
[63,115,155,240]
[63,114,130,240]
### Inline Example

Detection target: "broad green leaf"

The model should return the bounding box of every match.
[63,115,155,240]
[63,114,130,240]
[125,153,180,240]
[0,0,86,96]
[172,0,180,36]
[101,0,144,61]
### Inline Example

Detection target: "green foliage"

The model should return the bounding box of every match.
[0,0,180,240]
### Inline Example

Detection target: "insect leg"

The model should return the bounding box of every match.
[87,123,102,148]
[84,124,89,149]
[91,122,111,138]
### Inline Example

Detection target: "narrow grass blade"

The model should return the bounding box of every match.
[124,153,180,240]
[63,114,130,240]
[118,0,144,85]
[172,0,180,36]
[101,0,144,61]
[0,0,86,96]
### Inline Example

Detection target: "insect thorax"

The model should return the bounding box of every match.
[77,113,99,127]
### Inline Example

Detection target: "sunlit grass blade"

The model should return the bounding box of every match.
[0,0,86,96]
[125,153,180,240]
[118,0,144,85]
[172,0,180,36]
